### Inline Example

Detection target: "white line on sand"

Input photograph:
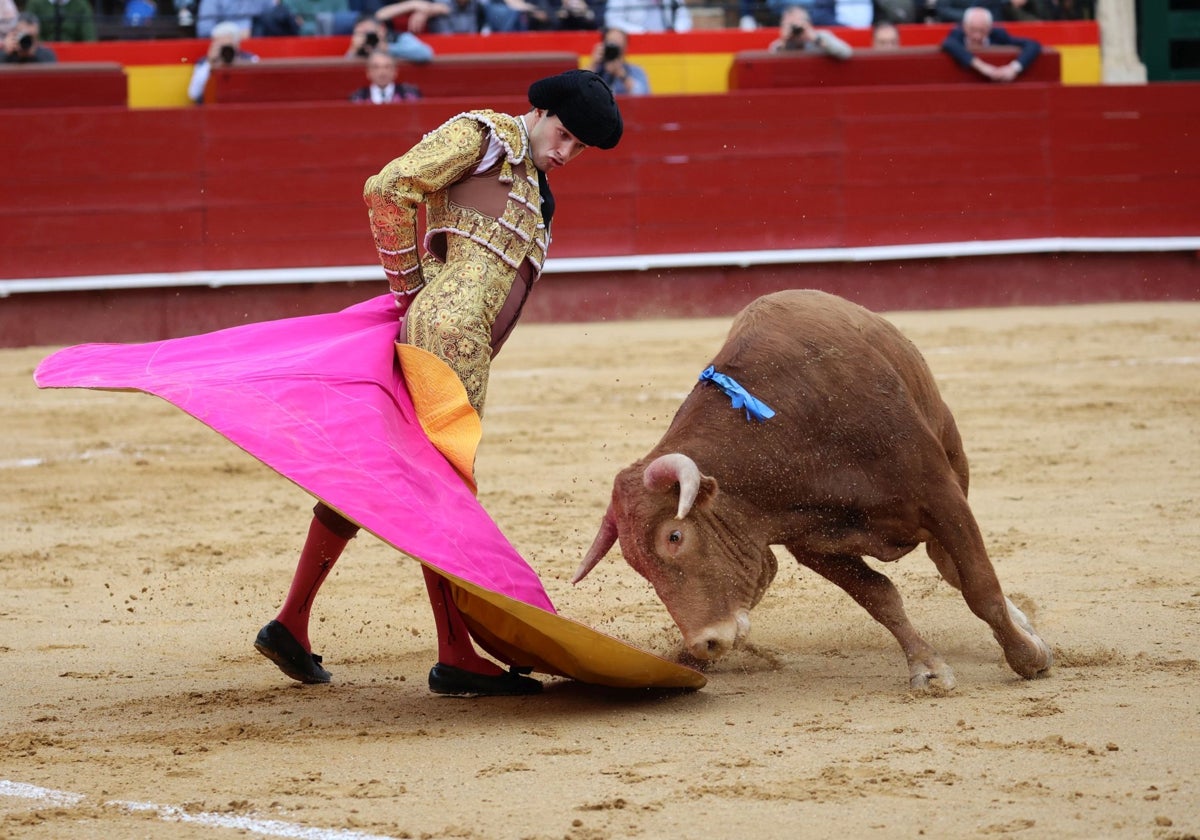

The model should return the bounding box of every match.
[1,780,403,840]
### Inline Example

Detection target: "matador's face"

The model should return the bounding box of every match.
[525,110,588,174]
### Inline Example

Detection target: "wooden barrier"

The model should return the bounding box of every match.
[730,46,1061,89]
[0,61,127,108]
[4,83,1199,278]
[208,52,580,104]
[1,82,1198,345]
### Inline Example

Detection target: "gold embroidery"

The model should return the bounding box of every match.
[365,111,548,415]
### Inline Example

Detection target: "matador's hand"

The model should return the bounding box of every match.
[393,287,422,320]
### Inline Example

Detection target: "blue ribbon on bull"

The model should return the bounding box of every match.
[698,366,776,422]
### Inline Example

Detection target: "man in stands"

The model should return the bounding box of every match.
[187,19,259,104]
[344,13,432,63]
[589,27,651,96]
[768,5,852,58]
[2,12,57,62]
[348,48,421,102]
[24,0,96,41]
[941,5,1041,81]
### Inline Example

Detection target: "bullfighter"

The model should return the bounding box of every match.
[252,69,624,697]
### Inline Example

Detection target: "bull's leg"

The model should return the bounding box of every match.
[926,538,1046,661]
[795,550,956,692]
[924,492,1052,680]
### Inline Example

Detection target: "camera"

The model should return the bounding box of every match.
[602,43,621,62]
[219,44,237,64]
[788,24,803,38]
[364,31,380,47]
[18,33,34,51]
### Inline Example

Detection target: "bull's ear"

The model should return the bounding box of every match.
[693,475,719,511]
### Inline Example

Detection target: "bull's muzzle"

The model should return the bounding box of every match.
[684,610,751,661]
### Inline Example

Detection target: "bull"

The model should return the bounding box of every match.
[573,290,1052,691]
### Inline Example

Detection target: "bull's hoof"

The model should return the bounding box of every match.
[908,662,957,695]
[1009,634,1054,679]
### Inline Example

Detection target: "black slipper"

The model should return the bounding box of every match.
[428,663,542,696]
[254,620,332,684]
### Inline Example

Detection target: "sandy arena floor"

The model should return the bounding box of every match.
[2,297,1198,840]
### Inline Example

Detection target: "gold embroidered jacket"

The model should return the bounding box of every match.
[363,110,549,299]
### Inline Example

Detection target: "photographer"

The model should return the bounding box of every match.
[345,14,432,63]
[589,27,650,96]
[768,5,852,58]
[187,21,259,105]
[3,13,58,63]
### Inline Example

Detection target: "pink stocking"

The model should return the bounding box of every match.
[422,565,502,676]
[275,514,352,652]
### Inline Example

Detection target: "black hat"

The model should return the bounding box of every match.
[528,69,623,150]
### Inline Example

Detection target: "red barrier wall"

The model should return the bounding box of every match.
[729,47,1061,89]
[7,82,1198,281]
[1,81,1197,346]
[0,62,127,108]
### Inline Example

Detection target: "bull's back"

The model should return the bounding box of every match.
[664,290,957,502]
[723,290,943,416]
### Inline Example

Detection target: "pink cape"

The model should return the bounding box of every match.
[34,294,705,690]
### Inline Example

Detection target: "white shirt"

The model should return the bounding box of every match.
[369,83,396,104]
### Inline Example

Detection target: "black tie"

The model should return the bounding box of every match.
[537,169,555,228]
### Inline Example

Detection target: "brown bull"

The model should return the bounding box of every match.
[573,289,1052,691]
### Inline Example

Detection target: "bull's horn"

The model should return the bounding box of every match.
[572,505,619,584]
[643,453,701,520]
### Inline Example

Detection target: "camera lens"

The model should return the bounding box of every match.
[364,31,379,47]
[18,33,34,50]
[219,44,236,64]
[602,43,620,62]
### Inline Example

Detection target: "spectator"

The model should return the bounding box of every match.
[604,0,690,33]
[765,0,837,26]
[2,12,57,62]
[483,0,551,32]
[873,0,917,23]
[289,0,356,34]
[942,5,1040,81]
[589,27,650,96]
[0,0,19,38]
[349,48,421,101]
[253,0,302,34]
[175,0,197,27]
[835,0,871,25]
[871,20,900,48]
[936,0,1044,21]
[738,0,758,30]
[769,5,852,58]
[195,0,270,37]
[375,0,472,33]
[24,0,97,41]
[124,0,158,25]
[187,19,259,103]
[550,0,599,30]
[345,13,432,62]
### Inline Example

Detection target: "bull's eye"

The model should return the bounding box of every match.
[668,530,682,544]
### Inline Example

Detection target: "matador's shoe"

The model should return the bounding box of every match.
[428,663,542,696]
[254,620,332,684]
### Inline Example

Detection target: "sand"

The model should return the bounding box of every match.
[2,298,1198,840]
